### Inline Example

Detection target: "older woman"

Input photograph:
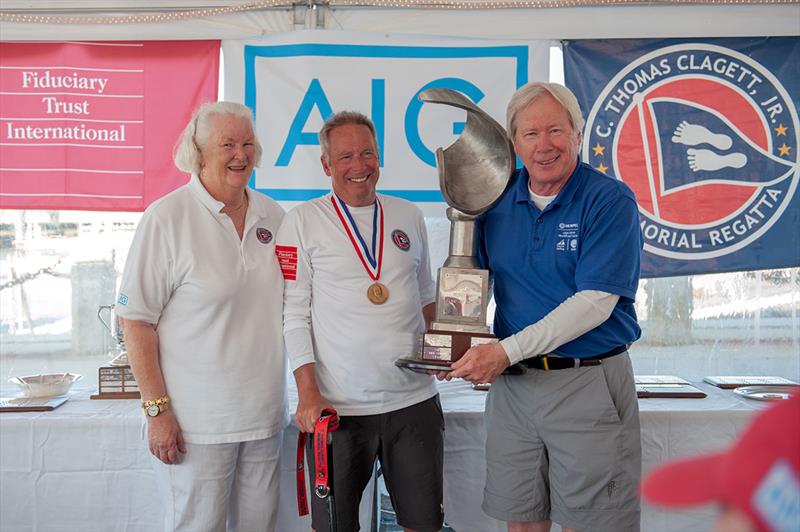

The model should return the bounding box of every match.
[117,101,287,531]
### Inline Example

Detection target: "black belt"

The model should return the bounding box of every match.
[518,344,629,371]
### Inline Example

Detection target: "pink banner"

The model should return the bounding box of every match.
[0,40,219,211]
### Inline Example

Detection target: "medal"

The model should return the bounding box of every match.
[331,195,388,305]
[367,282,389,305]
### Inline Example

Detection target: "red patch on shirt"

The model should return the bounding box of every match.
[275,245,298,280]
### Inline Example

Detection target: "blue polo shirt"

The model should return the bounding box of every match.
[477,160,643,358]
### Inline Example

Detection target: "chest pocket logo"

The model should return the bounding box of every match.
[256,227,273,244]
[556,222,579,252]
[391,229,411,251]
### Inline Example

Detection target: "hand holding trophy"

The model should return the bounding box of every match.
[396,88,514,373]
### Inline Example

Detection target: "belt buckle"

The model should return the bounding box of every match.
[541,355,550,371]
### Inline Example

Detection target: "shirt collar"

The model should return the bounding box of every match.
[552,158,583,207]
[188,173,227,215]
[188,173,268,219]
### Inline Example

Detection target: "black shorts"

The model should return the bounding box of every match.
[306,395,445,532]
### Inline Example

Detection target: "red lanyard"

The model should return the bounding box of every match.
[296,409,340,516]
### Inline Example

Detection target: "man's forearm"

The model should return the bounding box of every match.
[500,290,619,364]
[293,362,323,401]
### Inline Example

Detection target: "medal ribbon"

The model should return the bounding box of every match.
[330,194,384,281]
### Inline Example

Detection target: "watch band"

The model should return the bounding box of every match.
[142,395,170,417]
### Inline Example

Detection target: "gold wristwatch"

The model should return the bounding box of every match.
[142,395,170,417]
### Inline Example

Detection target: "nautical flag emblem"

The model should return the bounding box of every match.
[582,42,799,263]
[391,229,411,251]
[256,228,273,244]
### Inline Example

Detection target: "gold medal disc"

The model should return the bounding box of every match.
[367,282,389,305]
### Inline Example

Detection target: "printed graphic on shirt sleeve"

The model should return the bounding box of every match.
[275,245,298,280]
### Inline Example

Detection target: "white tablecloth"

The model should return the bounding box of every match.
[1,380,763,532]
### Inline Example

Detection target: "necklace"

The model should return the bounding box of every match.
[222,193,248,214]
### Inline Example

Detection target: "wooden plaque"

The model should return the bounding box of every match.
[90,365,140,400]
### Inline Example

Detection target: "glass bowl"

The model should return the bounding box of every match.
[8,373,83,398]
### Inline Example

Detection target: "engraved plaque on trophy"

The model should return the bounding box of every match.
[396,88,515,372]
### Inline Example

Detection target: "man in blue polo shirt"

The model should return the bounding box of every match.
[447,81,644,532]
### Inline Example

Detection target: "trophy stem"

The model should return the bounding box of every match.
[443,207,480,269]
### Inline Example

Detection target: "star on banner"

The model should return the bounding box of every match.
[592,143,605,156]
[597,163,609,173]
[774,123,788,136]
[778,144,791,156]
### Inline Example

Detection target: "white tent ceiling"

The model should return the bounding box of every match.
[0,0,798,41]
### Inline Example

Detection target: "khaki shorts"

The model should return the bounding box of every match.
[482,352,641,531]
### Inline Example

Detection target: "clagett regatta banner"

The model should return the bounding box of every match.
[0,41,219,211]
[223,31,550,217]
[564,37,800,277]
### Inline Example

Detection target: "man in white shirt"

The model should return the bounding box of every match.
[276,111,443,532]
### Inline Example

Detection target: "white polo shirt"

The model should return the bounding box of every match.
[277,193,437,416]
[117,174,288,444]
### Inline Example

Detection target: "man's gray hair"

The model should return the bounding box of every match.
[506,82,585,139]
[319,111,379,163]
[174,101,263,174]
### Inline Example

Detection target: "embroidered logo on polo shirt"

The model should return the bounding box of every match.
[391,229,411,251]
[275,245,298,281]
[556,222,579,252]
[256,228,273,244]
[117,293,128,305]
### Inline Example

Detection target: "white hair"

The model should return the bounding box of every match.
[506,82,585,138]
[173,101,263,174]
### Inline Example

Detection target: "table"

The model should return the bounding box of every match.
[1,381,764,532]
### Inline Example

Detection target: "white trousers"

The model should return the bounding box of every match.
[150,433,283,532]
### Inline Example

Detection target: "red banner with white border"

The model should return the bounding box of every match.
[0,40,219,211]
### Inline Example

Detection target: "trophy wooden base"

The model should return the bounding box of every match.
[90,365,140,400]
[396,329,497,374]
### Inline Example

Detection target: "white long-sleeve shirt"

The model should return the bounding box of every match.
[277,193,437,416]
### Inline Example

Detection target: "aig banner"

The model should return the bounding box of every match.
[564,37,799,277]
[223,31,550,216]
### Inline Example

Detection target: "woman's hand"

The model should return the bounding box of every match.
[147,410,187,464]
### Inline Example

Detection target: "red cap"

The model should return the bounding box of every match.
[641,393,800,532]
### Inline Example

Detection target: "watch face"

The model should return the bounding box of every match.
[146,405,160,417]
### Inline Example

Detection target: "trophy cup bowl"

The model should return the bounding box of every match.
[97,304,129,366]
[396,88,515,373]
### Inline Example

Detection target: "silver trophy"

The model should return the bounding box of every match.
[97,304,129,366]
[396,88,515,372]
[91,303,140,400]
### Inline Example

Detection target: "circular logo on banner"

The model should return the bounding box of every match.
[583,43,799,260]
[256,227,273,244]
[391,229,411,251]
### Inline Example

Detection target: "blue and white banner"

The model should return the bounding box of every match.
[223,31,550,216]
[564,37,799,277]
